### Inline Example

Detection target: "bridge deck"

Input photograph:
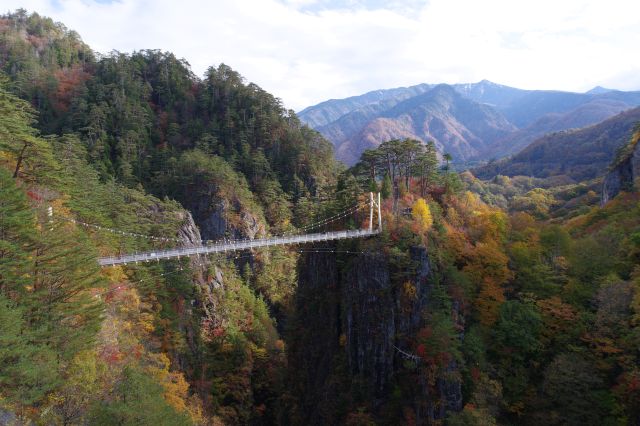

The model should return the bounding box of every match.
[98,229,380,266]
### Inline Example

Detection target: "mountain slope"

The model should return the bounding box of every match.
[473,107,640,182]
[480,98,632,159]
[298,83,432,128]
[334,84,516,164]
[302,80,640,164]
[452,79,531,108]
[495,89,640,128]
[0,10,341,424]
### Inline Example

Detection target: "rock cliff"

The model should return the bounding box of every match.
[288,245,462,425]
[342,252,395,396]
[188,189,264,242]
[602,131,640,204]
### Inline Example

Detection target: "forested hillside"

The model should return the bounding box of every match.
[2,9,640,426]
[474,107,640,182]
[0,10,338,424]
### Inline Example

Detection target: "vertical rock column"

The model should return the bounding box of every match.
[342,253,394,398]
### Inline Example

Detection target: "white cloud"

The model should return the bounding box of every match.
[3,0,640,110]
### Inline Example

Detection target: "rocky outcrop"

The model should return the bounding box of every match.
[342,253,394,396]
[196,265,225,331]
[602,138,640,204]
[396,246,432,336]
[287,250,343,425]
[404,247,463,425]
[176,210,202,247]
[0,409,20,425]
[180,183,265,242]
[289,245,463,425]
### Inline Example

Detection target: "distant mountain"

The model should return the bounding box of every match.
[586,86,615,95]
[473,107,640,182]
[492,89,640,128]
[452,79,530,108]
[479,98,632,160]
[300,80,640,165]
[297,83,432,128]
[333,84,516,165]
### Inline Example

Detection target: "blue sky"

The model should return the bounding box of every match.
[4,0,640,110]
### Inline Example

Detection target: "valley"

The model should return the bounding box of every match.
[1,8,640,426]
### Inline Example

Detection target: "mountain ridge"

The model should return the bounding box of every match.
[333,84,517,164]
[473,106,640,182]
[300,80,640,165]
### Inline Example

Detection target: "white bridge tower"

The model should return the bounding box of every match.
[369,192,382,232]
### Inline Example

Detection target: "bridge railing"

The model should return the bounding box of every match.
[98,229,379,266]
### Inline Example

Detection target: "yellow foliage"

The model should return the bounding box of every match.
[145,353,205,423]
[463,241,512,327]
[403,281,417,300]
[475,277,506,327]
[103,266,128,284]
[412,198,433,232]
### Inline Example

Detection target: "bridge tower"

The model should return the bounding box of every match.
[369,192,382,232]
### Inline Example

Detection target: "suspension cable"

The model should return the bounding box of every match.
[56,198,369,246]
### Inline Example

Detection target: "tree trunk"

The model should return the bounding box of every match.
[13,142,28,178]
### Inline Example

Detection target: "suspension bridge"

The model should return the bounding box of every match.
[64,193,383,267]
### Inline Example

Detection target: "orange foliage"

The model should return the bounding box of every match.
[463,242,511,327]
[463,241,512,285]
[146,353,203,423]
[443,222,469,262]
[53,65,90,111]
[475,277,506,327]
[536,296,577,339]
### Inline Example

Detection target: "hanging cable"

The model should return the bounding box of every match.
[56,199,368,247]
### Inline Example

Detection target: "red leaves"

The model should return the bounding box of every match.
[470,366,481,382]
[53,65,90,112]
[100,344,123,365]
[26,190,43,201]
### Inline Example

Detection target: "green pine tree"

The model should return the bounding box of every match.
[0,293,60,404]
[0,74,56,182]
[88,366,193,426]
[28,218,104,361]
[0,167,35,296]
[381,173,392,200]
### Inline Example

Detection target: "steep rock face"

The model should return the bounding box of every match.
[182,184,265,242]
[602,139,640,204]
[397,246,432,336]
[342,253,394,396]
[287,250,342,425]
[0,409,19,425]
[289,246,463,424]
[404,247,463,425]
[196,265,226,330]
[176,210,202,247]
